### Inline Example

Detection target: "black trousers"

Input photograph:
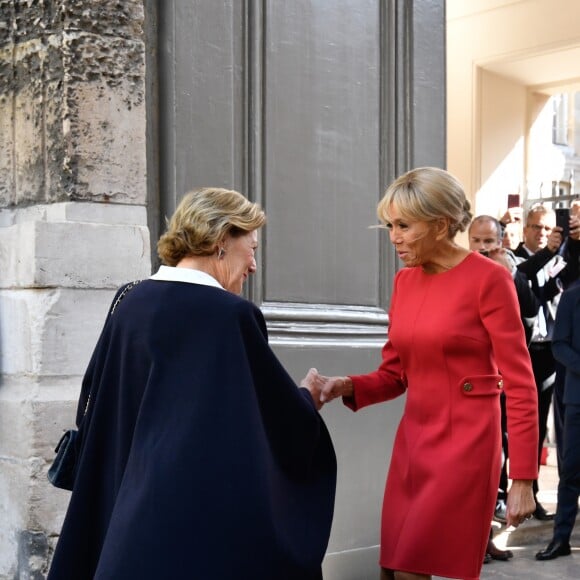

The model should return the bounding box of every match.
[553,361,567,475]
[529,342,556,498]
[554,403,580,542]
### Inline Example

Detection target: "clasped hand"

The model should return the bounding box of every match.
[505,480,536,528]
[300,368,353,410]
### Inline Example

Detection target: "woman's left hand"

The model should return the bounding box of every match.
[300,368,326,410]
[506,479,535,528]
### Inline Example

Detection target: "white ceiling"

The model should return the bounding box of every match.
[447,0,580,91]
[481,45,580,90]
[447,0,527,22]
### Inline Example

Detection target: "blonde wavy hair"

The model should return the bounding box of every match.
[157,187,266,266]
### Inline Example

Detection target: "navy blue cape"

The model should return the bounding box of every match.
[48,280,336,579]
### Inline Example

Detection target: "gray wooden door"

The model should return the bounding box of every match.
[157,1,445,577]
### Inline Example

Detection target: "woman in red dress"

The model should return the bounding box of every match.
[317,167,538,580]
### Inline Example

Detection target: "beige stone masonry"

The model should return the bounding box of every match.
[0,217,150,288]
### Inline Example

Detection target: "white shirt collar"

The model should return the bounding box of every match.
[522,245,534,256]
[150,265,224,290]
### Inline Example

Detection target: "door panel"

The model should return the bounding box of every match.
[263,0,380,305]
[158,0,245,219]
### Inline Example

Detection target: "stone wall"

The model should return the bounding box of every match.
[0,2,152,577]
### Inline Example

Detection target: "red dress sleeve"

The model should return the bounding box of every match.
[343,272,407,410]
[479,265,539,480]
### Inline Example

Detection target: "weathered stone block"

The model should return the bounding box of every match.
[13,40,47,206]
[0,1,14,47]
[0,380,79,577]
[0,288,122,376]
[30,450,70,535]
[0,391,34,463]
[0,289,58,375]
[0,42,14,207]
[0,2,150,577]
[12,0,62,42]
[60,0,144,40]
[32,391,78,459]
[0,205,46,226]
[0,458,29,579]
[0,219,151,289]
[45,201,148,225]
[43,39,68,204]
[0,450,65,579]
[16,529,50,580]
[34,288,116,376]
[60,31,147,204]
[0,220,36,287]
[5,1,147,208]
[69,79,147,204]
[0,201,147,227]
[36,221,152,286]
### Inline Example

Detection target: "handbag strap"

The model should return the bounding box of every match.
[110,279,143,315]
[82,279,143,416]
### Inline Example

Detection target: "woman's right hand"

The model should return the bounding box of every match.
[318,374,354,404]
[301,369,354,406]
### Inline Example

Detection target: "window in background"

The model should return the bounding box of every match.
[552,93,569,146]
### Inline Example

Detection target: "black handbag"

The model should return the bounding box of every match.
[47,429,79,490]
[47,280,142,491]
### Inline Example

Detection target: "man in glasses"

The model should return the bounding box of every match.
[514,204,578,522]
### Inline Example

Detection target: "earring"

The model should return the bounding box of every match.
[218,247,225,259]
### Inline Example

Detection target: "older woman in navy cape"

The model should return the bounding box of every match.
[48,188,336,580]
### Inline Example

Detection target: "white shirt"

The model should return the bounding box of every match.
[150,265,224,290]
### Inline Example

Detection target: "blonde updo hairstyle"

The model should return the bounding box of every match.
[157,187,266,266]
[377,167,472,238]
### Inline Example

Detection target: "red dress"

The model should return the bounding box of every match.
[346,252,538,580]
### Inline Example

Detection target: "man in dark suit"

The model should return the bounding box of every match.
[536,283,580,560]
[514,204,578,520]
[551,201,580,473]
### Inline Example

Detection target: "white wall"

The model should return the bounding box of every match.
[477,70,527,216]
[447,0,580,212]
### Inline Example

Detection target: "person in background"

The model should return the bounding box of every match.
[499,207,524,250]
[548,200,580,478]
[536,283,580,560]
[312,167,538,580]
[514,204,578,520]
[468,215,540,563]
[47,187,337,580]
[557,200,580,290]
[503,220,523,250]
[468,216,538,345]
